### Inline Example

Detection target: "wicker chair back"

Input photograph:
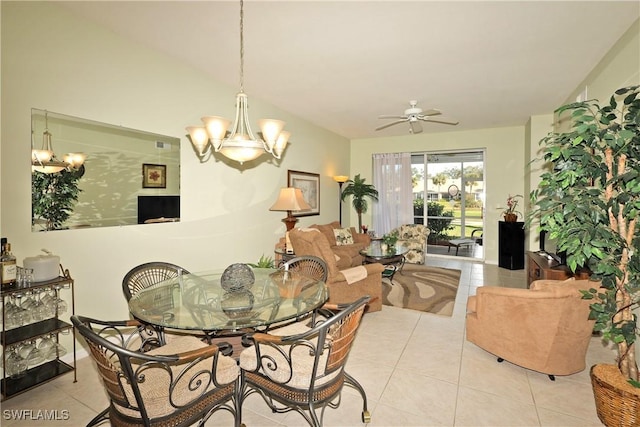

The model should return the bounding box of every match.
[238,296,370,426]
[71,315,239,427]
[281,256,328,282]
[122,262,189,302]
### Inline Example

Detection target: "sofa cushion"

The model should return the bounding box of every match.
[311,221,342,246]
[333,228,354,245]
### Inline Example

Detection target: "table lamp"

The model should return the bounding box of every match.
[270,187,311,231]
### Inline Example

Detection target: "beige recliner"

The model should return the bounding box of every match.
[465,278,598,379]
[289,228,384,312]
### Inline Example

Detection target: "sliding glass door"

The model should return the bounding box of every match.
[411,150,485,259]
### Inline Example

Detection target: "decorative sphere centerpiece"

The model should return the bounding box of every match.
[220,263,255,292]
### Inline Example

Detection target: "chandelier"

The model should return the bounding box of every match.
[32,111,86,174]
[186,0,289,165]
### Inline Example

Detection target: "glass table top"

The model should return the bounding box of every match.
[360,243,409,259]
[128,268,328,332]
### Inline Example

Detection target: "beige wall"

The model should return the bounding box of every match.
[566,19,640,105]
[350,126,525,265]
[0,2,350,326]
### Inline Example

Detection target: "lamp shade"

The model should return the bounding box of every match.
[333,175,349,183]
[270,188,311,212]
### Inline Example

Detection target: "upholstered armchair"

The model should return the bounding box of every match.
[289,228,384,312]
[389,224,430,264]
[465,278,598,379]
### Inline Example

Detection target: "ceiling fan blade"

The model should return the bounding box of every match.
[421,109,442,117]
[409,121,423,134]
[421,117,459,126]
[375,119,407,131]
[378,114,408,119]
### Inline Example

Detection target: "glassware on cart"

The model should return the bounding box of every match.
[25,342,45,367]
[38,334,56,360]
[52,284,68,315]
[6,346,28,378]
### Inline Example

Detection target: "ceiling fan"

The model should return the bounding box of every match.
[376,100,459,134]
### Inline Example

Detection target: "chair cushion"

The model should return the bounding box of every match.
[239,333,339,389]
[115,335,239,419]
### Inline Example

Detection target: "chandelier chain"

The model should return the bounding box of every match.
[239,0,244,93]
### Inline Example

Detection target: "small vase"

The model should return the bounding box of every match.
[504,213,518,222]
[380,243,388,253]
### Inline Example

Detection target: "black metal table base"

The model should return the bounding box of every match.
[363,255,405,284]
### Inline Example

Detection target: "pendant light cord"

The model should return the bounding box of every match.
[239,0,244,93]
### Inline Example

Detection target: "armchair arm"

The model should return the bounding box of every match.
[334,263,384,283]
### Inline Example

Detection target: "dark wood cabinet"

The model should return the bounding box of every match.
[498,221,525,270]
[527,251,590,287]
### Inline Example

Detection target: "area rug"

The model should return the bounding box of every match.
[382,264,461,316]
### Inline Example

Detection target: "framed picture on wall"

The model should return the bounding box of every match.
[142,163,166,188]
[288,170,320,216]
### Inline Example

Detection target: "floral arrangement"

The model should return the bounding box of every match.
[501,194,523,219]
[382,230,399,247]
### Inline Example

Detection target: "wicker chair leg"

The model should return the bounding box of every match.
[86,407,109,427]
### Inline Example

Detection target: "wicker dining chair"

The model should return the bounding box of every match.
[71,315,240,427]
[122,261,190,302]
[238,295,371,427]
[281,256,328,282]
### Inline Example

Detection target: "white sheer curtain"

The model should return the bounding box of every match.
[372,153,414,236]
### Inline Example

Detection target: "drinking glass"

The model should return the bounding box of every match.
[25,344,45,367]
[38,335,56,360]
[6,347,27,378]
[23,268,34,287]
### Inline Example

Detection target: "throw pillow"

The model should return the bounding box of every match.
[333,228,354,246]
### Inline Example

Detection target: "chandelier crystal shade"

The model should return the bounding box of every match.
[31,111,86,174]
[186,0,289,165]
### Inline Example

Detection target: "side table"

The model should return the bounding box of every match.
[274,247,296,266]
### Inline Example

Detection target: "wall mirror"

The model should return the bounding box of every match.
[31,108,181,231]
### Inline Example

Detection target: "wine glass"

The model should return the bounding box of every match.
[18,340,36,360]
[52,285,68,315]
[38,335,56,360]
[25,342,45,367]
[6,346,27,378]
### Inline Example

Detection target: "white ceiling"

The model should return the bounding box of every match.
[59,1,639,139]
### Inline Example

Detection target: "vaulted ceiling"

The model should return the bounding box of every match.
[60,1,639,139]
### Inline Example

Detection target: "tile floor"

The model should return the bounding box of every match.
[2,257,613,426]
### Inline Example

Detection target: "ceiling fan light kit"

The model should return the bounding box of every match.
[376,100,459,134]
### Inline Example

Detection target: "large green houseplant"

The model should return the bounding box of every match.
[531,86,639,395]
[32,168,82,231]
[340,174,378,233]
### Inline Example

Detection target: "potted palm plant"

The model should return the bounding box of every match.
[531,85,639,425]
[340,174,378,233]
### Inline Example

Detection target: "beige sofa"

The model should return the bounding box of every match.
[289,228,384,312]
[309,221,371,268]
[466,278,598,378]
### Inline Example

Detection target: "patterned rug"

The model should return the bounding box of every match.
[382,264,461,316]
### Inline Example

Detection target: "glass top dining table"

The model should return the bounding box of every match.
[128,268,328,333]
